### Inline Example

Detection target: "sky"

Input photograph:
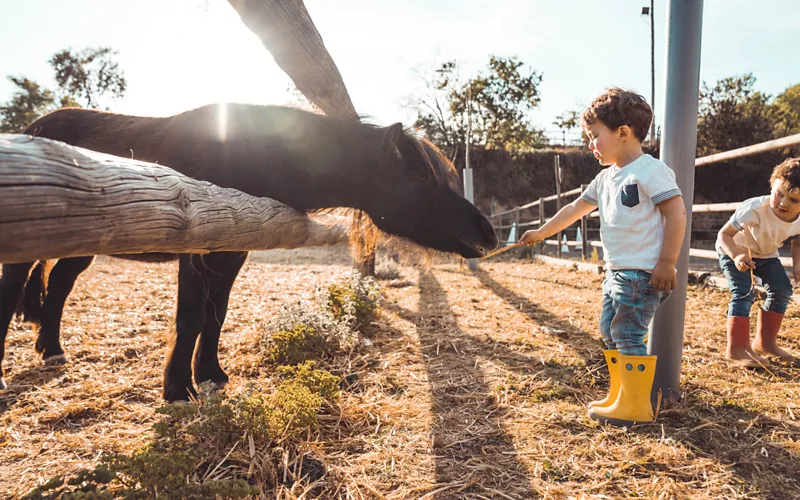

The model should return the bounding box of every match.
[1,0,798,138]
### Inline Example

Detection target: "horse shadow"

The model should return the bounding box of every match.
[377,269,547,497]
[469,266,601,362]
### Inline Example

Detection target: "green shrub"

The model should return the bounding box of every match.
[278,361,340,401]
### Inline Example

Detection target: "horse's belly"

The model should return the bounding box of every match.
[109,253,179,263]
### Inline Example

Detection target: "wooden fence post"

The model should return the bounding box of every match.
[554,155,563,258]
[538,197,545,254]
[514,207,520,243]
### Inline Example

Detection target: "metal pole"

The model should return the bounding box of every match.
[554,155,563,258]
[648,0,703,405]
[465,85,478,270]
[650,0,657,146]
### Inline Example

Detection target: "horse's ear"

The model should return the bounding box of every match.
[382,123,405,160]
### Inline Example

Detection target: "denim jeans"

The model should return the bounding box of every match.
[599,270,671,356]
[717,250,792,317]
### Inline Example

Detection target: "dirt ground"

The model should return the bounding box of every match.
[1,245,799,498]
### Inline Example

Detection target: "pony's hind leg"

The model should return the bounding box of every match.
[0,262,36,390]
[163,254,210,402]
[19,261,46,323]
[34,256,95,365]
[193,252,248,388]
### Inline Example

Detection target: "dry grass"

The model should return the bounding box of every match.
[2,245,799,498]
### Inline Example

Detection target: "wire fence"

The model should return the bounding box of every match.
[489,133,800,267]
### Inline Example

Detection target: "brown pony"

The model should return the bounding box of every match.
[0,103,497,401]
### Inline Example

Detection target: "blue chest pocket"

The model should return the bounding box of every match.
[621,184,640,208]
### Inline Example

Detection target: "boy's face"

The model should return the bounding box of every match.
[585,121,623,166]
[770,179,800,222]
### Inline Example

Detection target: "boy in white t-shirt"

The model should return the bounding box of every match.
[519,88,686,426]
[717,157,800,367]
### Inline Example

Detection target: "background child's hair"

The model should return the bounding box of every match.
[581,88,653,142]
[770,157,800,191]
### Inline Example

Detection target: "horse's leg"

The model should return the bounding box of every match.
[19,261,45,323]
[0,262,36,389]
[163,254,210,402]
[35,256,95,364]
[193,252,248,388]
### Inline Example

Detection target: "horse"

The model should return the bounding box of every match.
[0,103,498,401]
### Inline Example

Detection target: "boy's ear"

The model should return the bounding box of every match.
[618,125,632,140]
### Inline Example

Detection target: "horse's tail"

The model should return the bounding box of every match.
[17,261,51,324]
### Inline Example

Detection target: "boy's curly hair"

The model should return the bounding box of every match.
[770,157,800,191]
[581,88,653,142]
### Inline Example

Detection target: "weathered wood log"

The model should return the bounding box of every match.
[226,0,358,119]
[0,134,348,264]
[226,0,378,275]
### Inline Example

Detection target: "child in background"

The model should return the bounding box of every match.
[717,157,800,367]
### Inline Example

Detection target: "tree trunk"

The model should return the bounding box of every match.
[0,134,347,264]
[226,0,376,275]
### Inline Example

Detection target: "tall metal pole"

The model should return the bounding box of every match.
[648,0,703,405]
[464,85,478,270]
[649,0,657,146]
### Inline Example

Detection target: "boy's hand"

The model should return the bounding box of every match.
[650,260,677,292]
[734,253,754,272]
[519,229,543,246]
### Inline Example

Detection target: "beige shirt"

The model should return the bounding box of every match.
[723,196,800,258]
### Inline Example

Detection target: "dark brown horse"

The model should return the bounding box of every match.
[0,103,498,401]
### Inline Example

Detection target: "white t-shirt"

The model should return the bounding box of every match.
[718,195,800,259]
[581,154,682,271]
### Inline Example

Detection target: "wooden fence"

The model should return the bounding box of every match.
[489,133,800,267]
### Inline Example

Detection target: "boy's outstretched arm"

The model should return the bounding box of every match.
[519,198,596,245]
[651,196,687,292]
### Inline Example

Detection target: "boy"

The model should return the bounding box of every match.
[519,88,686,426]
[716,157,800,368]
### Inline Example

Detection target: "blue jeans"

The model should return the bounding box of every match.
[599,270,671,356]
[718,251,792,317]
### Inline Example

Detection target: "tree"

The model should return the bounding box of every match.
[0,77,56,133]
[0,47,126,133]
[552,109,587,146]
[696,73,773,155]
[771,83,800,138]
[407,56,546,159]
[49,47,127,109]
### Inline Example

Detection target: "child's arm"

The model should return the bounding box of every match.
[792,238,800,283]
[717,222,754,271]
[519,198,596,245]
[650,196,687,292]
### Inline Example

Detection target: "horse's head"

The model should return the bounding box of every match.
[362,123,498,258]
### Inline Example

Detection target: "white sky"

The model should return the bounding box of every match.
[1,0,798,134]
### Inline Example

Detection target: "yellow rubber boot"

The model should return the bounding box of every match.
[588,350,621,410]
[589,355,657,426]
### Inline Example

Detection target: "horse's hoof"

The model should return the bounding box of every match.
[0,377,6,391]
[163,385,196,403]
[43,354,68,366]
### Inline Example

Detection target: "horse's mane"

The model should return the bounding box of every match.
[343,133,462,268]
